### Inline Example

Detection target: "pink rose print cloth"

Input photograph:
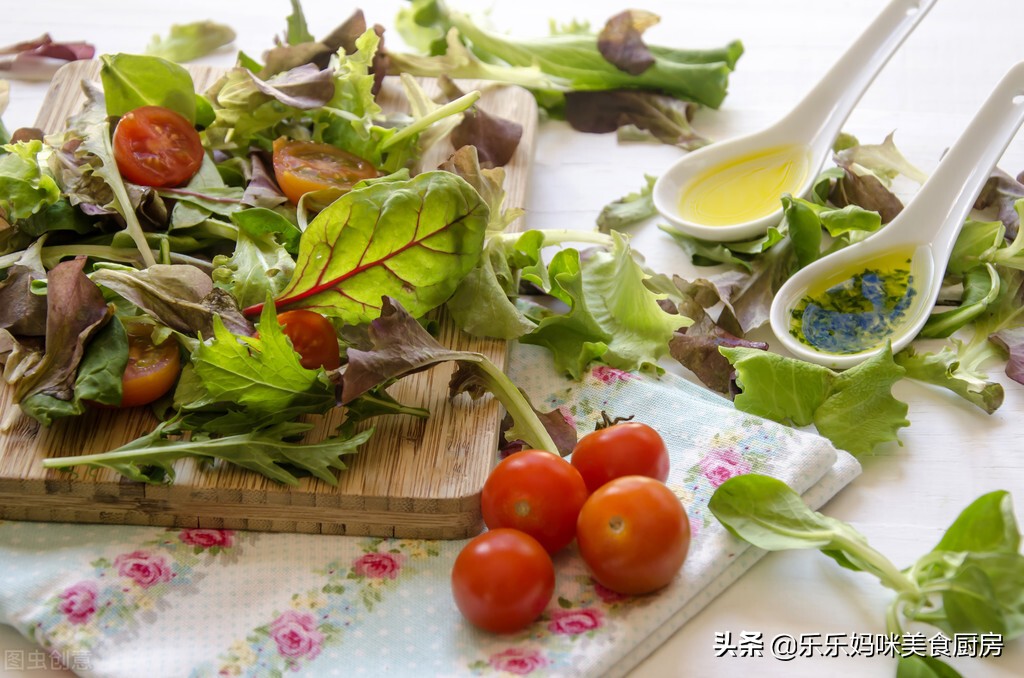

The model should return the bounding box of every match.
[0,344,859,678]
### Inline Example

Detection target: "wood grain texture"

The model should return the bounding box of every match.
[0,60,537,539]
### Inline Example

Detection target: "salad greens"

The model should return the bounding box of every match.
[710,475,1024,678]
[144,21,236,64]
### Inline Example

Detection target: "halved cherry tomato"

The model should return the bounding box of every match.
[451,528,555,633]
[576,476,690,595]
[112,106,204,187]
[120,323,181,408]
[276,310,341,370]
[570,422,670,493]
[481,449,588,554]
[272,138,379,206]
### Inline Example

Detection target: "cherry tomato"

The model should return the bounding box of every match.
[276,310,341,370]
[481,450,589,554]
[112,106,204,187]
[576,476,690,595]
[451,528,555,633]
[571,422,670,494]
[272,137,379,206]
[120,322,181,408]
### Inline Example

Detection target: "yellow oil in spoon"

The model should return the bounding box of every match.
[678,144,811,227]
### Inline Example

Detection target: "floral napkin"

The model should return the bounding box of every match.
[0,344,860,678]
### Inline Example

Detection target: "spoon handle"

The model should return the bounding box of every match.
[789,0,936,144]
[904,62,1024,254]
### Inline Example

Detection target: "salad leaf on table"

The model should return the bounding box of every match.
[596,174,657,233]
[0,34,95,81]
[565,91,709,150]
[144,21,236,64]
[710,476,1024,677]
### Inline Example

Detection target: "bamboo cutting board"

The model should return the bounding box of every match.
[0,61,537,538]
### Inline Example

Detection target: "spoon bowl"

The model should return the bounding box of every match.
[770,61,1024,369]
[653,0,936,241]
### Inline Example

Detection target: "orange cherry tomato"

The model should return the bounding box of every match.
[481,450,589,554]
[120,322,181,408]
[272,138,379,206]
[571,422,670,494]
[276,310,341,370]
[112,106,204,187]
[451,528,555,634]
[576,476,690,595]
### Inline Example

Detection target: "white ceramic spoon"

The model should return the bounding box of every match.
[652,0,936,241]
[769,61,1024,370]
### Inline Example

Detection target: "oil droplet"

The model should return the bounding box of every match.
[678,144,810,227]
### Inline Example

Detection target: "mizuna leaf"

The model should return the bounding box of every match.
[255,171,488,323]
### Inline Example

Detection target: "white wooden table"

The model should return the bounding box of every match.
[1,1,1023,676]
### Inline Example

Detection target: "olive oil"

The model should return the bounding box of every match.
[789,250,918,355]
[678,144,810,227]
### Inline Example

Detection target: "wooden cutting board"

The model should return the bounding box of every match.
[0,61,536,539]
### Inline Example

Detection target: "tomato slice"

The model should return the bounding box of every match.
[276,310,342,370]
[120,322,181,408]
[112,106,204,187]
[272,137,379,206]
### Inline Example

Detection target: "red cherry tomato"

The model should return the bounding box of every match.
[576,476,690,595]
[275,310,341,370]
[112,106,204,187]
[571,422,670,493]
[272,137,379,206]
[451,528,555,633]
[120,322,181,408]
[481,450,589,554]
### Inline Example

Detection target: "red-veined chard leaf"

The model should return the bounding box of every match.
[254,170,488,324]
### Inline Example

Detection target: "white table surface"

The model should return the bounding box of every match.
[1,1,1023,676]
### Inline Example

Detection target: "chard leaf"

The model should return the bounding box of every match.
[597,174,657,233]
[933,490,1020,555]
[144,21,236,63]
[0,140,60,221]
[722,344,909,455]
[193,302,333,419]
[212,230,296,310]
[264,170,488,324]
[341,297,563,453]
[12,257,113,411]
[100,54,197,123]
[581,231,688,371]
[43,421,372,486]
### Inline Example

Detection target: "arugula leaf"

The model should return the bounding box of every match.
[100,54,197,123]
[262,170,488,324]
[145,21,236,63]
[43,421,372,486]
[722,344,909,455]
[193,302,333,420]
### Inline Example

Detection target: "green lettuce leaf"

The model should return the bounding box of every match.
[212,230,295,310]
[0,140,60,222]
[721,344,909,455]
[145,21,236,63]
[264,170,488,324]
[597,174,657,233]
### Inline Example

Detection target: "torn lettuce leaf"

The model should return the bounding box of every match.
[144,21,236,63]
[721,343,910,455]
[597,174,657,233]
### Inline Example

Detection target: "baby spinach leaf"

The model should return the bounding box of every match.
[264,170,488,324]
[933,490,1020,555]
[100,54,197,123]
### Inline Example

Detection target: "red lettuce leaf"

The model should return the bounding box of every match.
[597,10,660,75]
